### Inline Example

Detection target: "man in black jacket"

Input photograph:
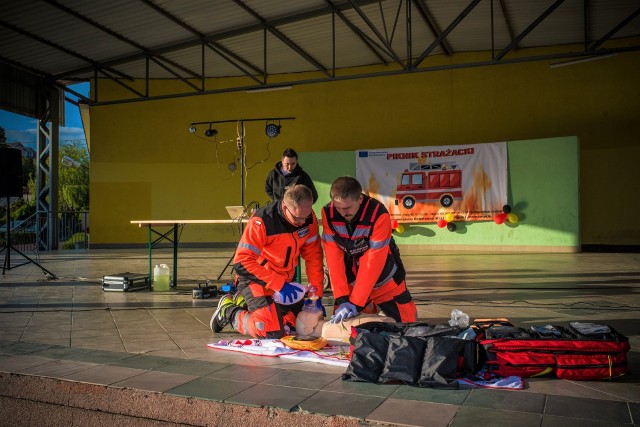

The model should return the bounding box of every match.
[265,148,318,203]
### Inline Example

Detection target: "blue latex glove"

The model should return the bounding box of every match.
[273,282,307,305]
[329,302,358,324]
[304,298,326,317]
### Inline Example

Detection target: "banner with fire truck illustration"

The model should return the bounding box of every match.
[356,142,508,223]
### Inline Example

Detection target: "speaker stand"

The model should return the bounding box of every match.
[1,195,57,278]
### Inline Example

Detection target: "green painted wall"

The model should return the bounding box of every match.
[302,137,580,249]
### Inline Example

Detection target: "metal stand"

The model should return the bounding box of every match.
[1,195,56,278]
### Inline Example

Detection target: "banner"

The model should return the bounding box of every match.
[356,142,508,223]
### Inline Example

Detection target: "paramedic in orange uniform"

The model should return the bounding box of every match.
[321,176,417,323]
[210,184,325,338]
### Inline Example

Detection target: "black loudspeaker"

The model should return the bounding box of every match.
[0,147,23,198]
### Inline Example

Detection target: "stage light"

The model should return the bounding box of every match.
[265,123,281,138]
[188,125,196,133]
[204,127,218,137]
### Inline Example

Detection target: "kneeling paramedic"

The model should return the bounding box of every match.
[321,176,417,324]
[210,184,325,338]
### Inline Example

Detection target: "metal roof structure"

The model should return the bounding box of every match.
[1,0,640,105]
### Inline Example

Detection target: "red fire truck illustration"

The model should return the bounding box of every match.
[395,162,463,209]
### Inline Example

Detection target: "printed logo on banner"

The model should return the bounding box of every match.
[355,142,508,224]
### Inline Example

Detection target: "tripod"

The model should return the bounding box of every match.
[1,195,56,278]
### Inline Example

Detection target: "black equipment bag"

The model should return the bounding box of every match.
[344,322,480,388]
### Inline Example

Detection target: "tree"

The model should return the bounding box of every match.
[59,142,89,211]
[0,125,6,145]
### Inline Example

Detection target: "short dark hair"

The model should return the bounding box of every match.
[282,148,298,159]
[284,184,312,207]
[330,176,362,201]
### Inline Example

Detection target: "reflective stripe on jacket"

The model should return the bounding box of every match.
[233,201,325,295]
[321,195,405,308]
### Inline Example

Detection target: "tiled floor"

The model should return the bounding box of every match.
[0,248,638,426]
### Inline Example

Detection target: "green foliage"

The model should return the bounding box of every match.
[59,142,89,211]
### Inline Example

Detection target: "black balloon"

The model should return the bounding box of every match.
[502,204,512,214]
[447,222,457,232]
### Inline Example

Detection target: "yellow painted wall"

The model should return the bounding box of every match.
[89,43,640,246]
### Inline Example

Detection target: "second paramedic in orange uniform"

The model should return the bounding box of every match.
[210,184,325,338]
[321,176,417,323]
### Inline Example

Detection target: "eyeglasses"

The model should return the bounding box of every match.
[283,204,311,222]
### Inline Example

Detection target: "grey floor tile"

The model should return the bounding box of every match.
[205,364,284,382]
[390,385,470,405]
[0,355,55,372]
[109,354,177,370]
[20,359,98,377]
[62,364,148,385]
[366,398,458,427]
[226,383,317,410]
[322,378,400,397]
[65,349,133,364]
[544,395,632,423]
[541,414,633,427]
[630,402,640,424]
[463,388,546,413]
[165,376,255,401]
[299,390,384,418]
[110,370,198,392]
[0,342,55,355]
[30,346,96,360]
[450,405,542,427]
[154,359,229,376]
[261,369,340,389]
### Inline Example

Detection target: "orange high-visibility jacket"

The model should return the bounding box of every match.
[233,202,325,295]
[321,195,405,308]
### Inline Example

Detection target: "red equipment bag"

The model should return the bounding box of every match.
[478,322,630,380]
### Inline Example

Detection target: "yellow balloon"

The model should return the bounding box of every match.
[395,224,405,234]
[507,213,519,224]
[445,213,455,223]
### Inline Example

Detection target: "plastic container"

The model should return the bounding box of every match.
[153,264,170,291]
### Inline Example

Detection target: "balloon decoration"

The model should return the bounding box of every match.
[446,222,457,232]
[437,219,448,228]
[494,212,508,224]
[444,212,455,223]
[494,204,520,225]
[395,224,405,234]
[390,219,399,230]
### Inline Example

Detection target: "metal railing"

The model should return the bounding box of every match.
[1,210,89,252]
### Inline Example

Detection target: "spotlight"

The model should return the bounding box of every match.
[188,125,196,133]
[204,127,218,137]
[265,123,281,138]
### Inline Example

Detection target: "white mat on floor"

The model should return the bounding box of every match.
[208,339,351,367]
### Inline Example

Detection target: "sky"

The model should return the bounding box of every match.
[0,82,89,149]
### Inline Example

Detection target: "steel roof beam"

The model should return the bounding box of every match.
[42,0,200,79]
[345,0,406,67]
[498,0,516,50]
[138,0,262,83]
[232,0,331,78]
[412,0,452,56]
[495,0,566,61]
[148,57,201,92]
[54,0,384,79]
[325,0,389,65]
[588,5,640,51]
[412,0,482,68]
[98,68,146,99]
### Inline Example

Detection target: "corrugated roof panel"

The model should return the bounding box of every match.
[441,0,511,52]
[64,0,195,52]
[0,28,83,76]
[1,0,135,73]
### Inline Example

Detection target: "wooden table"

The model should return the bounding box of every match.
[131,219,248,287]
